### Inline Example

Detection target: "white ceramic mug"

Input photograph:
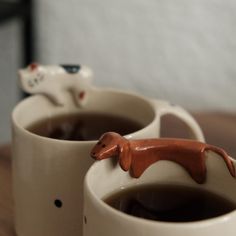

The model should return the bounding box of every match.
[12,85,204,236]
[84,147,236,236]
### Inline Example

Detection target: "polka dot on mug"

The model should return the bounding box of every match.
[54,199,63,208]
[84,215,87,224]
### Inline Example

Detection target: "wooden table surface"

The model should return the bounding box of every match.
[0,112,236,236]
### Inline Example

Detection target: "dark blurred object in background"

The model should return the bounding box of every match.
[0,0,35,142]
[0,0,35,65]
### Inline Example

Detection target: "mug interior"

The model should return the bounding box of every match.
[85,152,236,221]
[12,88,155,134]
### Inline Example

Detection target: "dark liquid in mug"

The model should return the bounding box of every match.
[104,184,236,222]
[26,113,143,141]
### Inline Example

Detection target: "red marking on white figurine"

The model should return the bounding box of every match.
[29,63,38,71]
[79,91,85,100]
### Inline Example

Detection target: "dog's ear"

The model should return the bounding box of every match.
[118,142,132,171]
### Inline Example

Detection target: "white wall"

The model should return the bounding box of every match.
[36,0,236,111]
[0,0,236,141]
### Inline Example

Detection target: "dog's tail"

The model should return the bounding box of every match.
[205,145,235,178]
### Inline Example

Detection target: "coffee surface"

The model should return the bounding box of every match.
[26,113,143,141]
[104,184,236,222]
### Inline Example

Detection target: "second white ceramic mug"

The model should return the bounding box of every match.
[84,146,236,236]
[12,86,204,236]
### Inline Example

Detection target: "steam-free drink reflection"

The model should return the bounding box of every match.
[104,184,236,222]
[27,113,143,141]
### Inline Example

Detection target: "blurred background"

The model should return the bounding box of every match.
[0,0,236,142]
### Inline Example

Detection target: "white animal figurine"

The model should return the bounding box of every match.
[18,63,93,107]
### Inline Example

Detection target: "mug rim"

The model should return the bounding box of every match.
[12,88,157,144]
[84,159,236,228]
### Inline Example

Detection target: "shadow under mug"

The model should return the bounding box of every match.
[11,87,204,236]
[84,151,236,236]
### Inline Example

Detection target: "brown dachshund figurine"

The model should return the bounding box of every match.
[91,132,235,184]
